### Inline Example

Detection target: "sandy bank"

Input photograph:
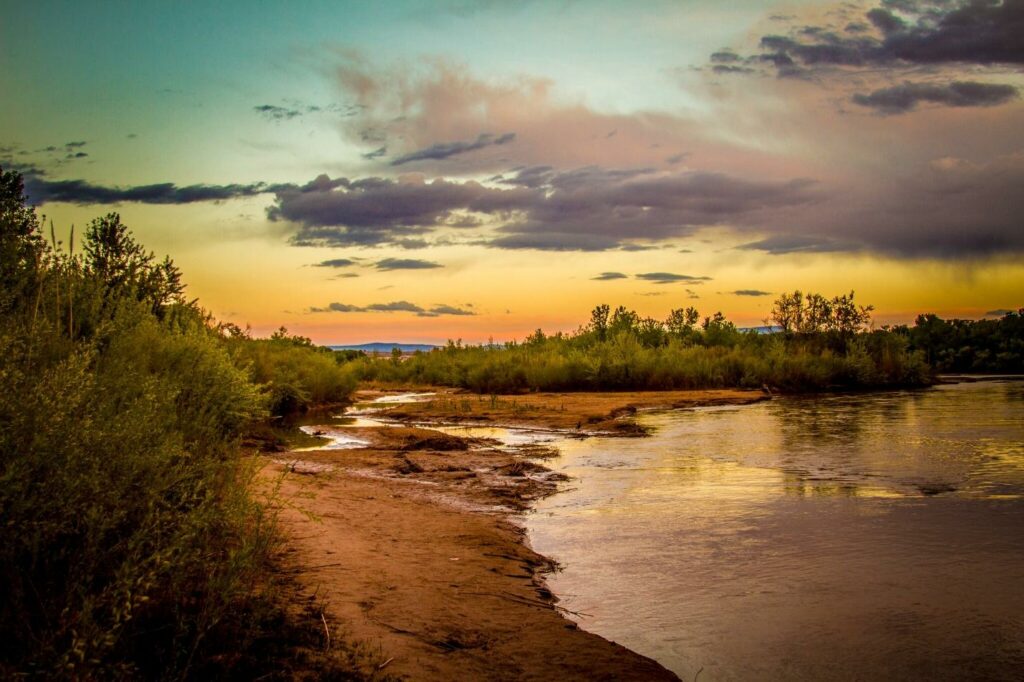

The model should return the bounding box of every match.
[359,387,768,434]
[262,389,765,679]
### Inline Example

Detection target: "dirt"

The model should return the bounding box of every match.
[363,387,768,434]
[261,388,767,680]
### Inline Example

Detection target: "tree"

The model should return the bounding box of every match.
[83,213,185,313]
[609,306,639,336]
[666,307,700,336]
[0,169,45,313]
[829,290,873,334]
[589,304,610,341]
[771,290,803,333]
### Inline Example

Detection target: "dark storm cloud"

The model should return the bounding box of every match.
[592,272,628,280]
[374,258,443,270]
[852,80,1018,113]
[390,132,516,166]
[749,0,1024,75]
[362,146,387,160]
[308,300,475,316]
[270,167,819,251]
[636,272,712,284]
[731,289,773,296]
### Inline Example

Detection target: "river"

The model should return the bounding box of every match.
[526,381,1024,681]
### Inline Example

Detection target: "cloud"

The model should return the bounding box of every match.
[331,56,736,174]
[374,257,443,270]
[736,234,858,254]
[426,304,475,316]
[984,308,1017,317]
[270,166,818,251]
[22,168,289,205]
[592,272,628,280]
[270,174,532,247]
[254,104,303,121]
[394,238,430,249]
[362,146,387,160]
[365,300,423,313]
[736,0,1024,80]
[390,132,516,166]
[731,289,773,296]
[771,1,1023,69]
[308,300,475,316]
[484,233,623,251]
[636,272,712,284]
[309,302,363,312]
[852,81,1018,114]
[314,258,358,268]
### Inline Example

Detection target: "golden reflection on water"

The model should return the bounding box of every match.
[528,381,1024,681]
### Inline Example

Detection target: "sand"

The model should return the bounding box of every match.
[261,388,768,680]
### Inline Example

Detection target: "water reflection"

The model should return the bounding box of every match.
[528,381,1024,681]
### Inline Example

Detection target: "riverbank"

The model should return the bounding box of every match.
[260,388,766,679]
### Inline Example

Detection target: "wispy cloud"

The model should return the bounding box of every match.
[592,271,628,280]
[390,132,516,166]
[731,289,772,296]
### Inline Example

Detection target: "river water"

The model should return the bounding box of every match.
[526,381,1024,681]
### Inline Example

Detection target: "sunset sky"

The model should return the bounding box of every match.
[3,0,1023,344]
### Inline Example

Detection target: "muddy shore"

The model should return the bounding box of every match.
[261,388,768,680]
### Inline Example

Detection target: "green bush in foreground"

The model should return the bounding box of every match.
[0,169,369,678]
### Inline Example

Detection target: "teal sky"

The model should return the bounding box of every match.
[3,1,1023,343]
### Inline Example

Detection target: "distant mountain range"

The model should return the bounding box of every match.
[329,342,439,354]
[739,325,782,334]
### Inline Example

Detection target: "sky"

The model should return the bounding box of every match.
[3,0,1023,344]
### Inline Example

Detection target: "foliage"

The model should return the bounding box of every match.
[224,326,359,416]
[0,168,364,679]
[893,310,1024,373]
[352,293,932,393]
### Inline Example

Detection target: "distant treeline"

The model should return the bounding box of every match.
[354,294,934,393]
[0,169,367,678]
